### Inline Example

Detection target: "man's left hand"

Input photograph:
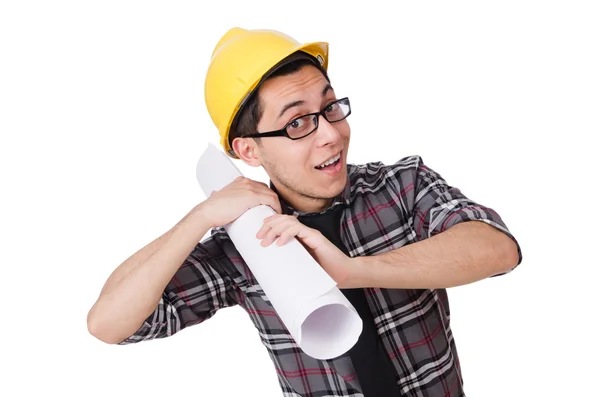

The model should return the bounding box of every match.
[256,214,354,288]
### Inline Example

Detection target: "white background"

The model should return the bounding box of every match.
[1,1,598,396]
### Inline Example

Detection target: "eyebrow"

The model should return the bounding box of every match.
[277,83,334,119]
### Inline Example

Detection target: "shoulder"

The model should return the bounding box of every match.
[183,228,240,277]
[186,228,231,263]
[347,155,424,181]
[347,155,424,194]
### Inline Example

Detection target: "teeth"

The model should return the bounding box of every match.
[317,153,341,168]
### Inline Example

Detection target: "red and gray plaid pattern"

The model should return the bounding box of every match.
[119,155,522,396]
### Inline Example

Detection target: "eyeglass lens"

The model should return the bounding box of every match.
[286,99,350,139]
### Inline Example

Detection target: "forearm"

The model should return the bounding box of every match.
[348,221,519,289]
[99,231,171,297]
[87,204,212,344]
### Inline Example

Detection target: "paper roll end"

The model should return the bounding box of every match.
[295,303,362,360]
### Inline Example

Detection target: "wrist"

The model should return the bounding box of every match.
[343,256,370,289]
[187,203,215,235]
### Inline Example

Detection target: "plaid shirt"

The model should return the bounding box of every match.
[119,155,522,396]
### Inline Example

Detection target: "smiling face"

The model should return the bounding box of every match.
[232,64,351,213]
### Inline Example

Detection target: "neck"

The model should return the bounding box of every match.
[271,182,333,214]
[289,195,333,214]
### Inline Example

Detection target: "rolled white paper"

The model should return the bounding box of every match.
[196,143,362,360]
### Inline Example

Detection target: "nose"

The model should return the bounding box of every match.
[314,115,341,147]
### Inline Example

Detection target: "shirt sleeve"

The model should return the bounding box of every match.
[411,157,523,271]
[118,241,238,344]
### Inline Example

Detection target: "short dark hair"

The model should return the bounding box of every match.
[228,53,330,154]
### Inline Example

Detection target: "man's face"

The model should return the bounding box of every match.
[253,65,351,212]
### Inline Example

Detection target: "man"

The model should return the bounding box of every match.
[87,27,522,396]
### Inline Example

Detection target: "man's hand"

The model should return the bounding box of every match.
[256,214,354,288]
[198,177,283,228]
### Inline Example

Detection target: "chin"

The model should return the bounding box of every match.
[324,172,348,198]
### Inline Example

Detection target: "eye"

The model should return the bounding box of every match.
[325,102,340,113]
[289,118,305,129]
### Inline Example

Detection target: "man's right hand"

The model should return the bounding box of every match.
[198,176,282,228]
[88,176,281,344]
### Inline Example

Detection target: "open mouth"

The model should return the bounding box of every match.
[315,152,342,171]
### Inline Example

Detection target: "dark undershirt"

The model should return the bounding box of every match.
[297,205,399,397]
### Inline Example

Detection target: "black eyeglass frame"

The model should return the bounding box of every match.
[242,97,351,141]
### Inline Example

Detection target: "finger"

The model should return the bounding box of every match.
[253,186,281,214]
[263,214,278,223]
[279,221,317,246]
[256,216,282,238]
[236,177,265,193]
[258,214,287,237]
[267,192,282,214]
[243,190,272,211]
[261,228,279,246]
[266,214,292,226]
[257,215,291,239]
[230,176,246,187]
[245,178,268,188]
[255,192,281,215]
[245,189,280,213]
[260,219,293,246]
[261,221,287,246]
[277,226,301,246]
[241,181,280,214]
[242,178,270,192]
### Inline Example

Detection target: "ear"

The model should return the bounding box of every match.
[231,137,262,167]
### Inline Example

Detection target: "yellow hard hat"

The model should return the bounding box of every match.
[204,27,329,158]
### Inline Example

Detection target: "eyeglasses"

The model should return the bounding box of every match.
[244,97,351,141]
